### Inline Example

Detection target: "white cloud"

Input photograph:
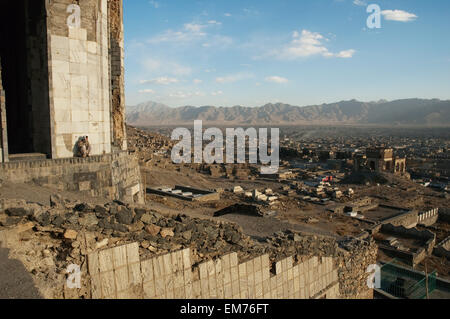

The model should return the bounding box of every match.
[224,13,232,17]
[149,0,159,8]
[216,73,253,84]
[273,30,356,60]
[381,10,418,22]
[335,49,356,58]
[265,76,289,84]
[353,0,366,6]
[193,79,203,84]
[140,77,179,85]
[138,89,155,94]
[147,21,232,50]
[208,20,222,26]
[211,91,223,96]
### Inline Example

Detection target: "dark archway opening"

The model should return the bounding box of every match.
[0,0,50,157]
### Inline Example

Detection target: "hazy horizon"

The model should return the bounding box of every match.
[127,97,450,109]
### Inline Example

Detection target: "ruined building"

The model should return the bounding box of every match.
[354,147,407,176]
[0,0,143,203]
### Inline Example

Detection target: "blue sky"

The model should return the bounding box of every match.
[124,0,450,107]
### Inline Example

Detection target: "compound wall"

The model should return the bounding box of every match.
[0,151,143,203]
[87,243,341,299]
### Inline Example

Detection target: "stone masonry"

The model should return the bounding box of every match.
[48,0,112,158]
[88,244,341,299]
[0,151,143,203]
[0,0,128,160]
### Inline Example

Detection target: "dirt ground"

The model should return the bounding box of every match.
[0,182,109,207]
[143,167,374,238]
[0,247,43,299]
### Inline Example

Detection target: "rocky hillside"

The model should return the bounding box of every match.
[126,99,450,126]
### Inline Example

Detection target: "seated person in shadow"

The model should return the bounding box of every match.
[74,136,92,158]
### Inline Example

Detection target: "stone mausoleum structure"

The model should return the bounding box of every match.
[0,0,143,203]
[355,147,407,176]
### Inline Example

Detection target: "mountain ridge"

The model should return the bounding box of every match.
[126,98,450,126]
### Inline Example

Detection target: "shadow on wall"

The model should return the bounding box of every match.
[0,247,43,299]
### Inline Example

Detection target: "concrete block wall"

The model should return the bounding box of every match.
[47,0,112,158]
[87,244,341,299]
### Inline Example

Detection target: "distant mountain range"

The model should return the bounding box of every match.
[126,99,450,126]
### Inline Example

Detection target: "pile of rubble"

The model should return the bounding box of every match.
[0,195,268,298]
[0,194,378,299]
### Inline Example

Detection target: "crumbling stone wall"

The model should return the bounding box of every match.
[0,57,7,162]
[88,244,340,299]
[381,208,418,228]
[86,238,378,299]
[265,233,378,299]
[0,151,143,203]
[108,0,127,151]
